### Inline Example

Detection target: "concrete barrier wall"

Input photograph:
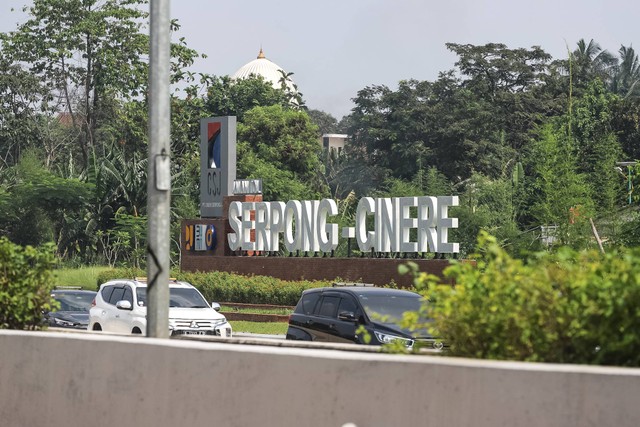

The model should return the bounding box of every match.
[1,330,639,427]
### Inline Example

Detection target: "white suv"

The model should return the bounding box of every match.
[89,278,232,337]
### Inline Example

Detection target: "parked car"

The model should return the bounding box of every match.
[46,288,97,329]
[286,284,442,349]
[89,278,232,337]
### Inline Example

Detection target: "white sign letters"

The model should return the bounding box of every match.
[228,196,459,254]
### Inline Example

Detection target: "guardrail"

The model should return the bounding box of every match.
[219,302,293,322]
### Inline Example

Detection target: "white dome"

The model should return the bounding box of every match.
[231,49,297,93]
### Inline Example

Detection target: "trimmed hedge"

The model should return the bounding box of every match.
[95,268,331,306]
[178,271,331,306]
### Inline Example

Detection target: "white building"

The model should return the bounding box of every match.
[233,49,348,152]
[231,48,297,93]
[322,133,348,155]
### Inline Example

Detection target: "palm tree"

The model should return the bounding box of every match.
[277,70,305,108]
[611,45,640,98]
[572,39,617,87]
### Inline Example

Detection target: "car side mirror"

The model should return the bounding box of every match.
[338,311,357,322]
[115,300,133,310]
[211,302,221,312]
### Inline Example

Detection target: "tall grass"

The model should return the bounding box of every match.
[229,321,288,335]
[53,266,113,290]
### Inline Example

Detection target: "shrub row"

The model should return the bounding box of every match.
[95,268,331,306]
[178,271,331,306]
[414,231,640,366]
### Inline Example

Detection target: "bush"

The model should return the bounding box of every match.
[95,268,330,306]
[179,271,331,306]
[54,266,113,289]
[415,231,640,366]
[95,267,145,289]
[0,238,57,330]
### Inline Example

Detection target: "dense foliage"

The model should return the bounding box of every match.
[0,238,57,329]
[96,268,331,305]
[0,1,637,264]
[1,3,638,370]
[410,232,640,366]
[237,105,329,201]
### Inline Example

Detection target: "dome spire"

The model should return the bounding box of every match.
[257,47,265,59]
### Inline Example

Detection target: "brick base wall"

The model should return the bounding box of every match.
[181,254,453,287]
[181,218,458,287]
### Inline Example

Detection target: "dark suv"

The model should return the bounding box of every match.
[286,284,442,349]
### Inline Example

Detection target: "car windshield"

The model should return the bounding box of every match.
[357,293,422,324]
[135,287,209,308]
[53,292,94,312]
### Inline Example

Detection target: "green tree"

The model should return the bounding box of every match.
[81,141,147,262]
[0,54,54,171]
[426,72,509,180]
[611,96,640,160]
[347,43,558,188]
[348,80,433,183]
[170,74,291,189]
[1,0,148,170]
[0,151,93,252]
[572,80,623,214]
[523,122,594,247]
[201,75,289,122]
[278,69,305,108]
[453,173,521,256]
[446,43,555,152]
[1,0,200,171]
[611,45,640,99]
[307,109,338,135]
[237,105,328,201]
[571,39,616,90]
[336,114,353,134]
[324,153,383,199]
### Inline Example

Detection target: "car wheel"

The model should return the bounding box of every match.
[132,327,142,334]
[93,324,102,331]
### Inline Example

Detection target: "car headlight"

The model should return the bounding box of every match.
[374,331,413,346]
[53,318,75,327]
[213,318,228,327]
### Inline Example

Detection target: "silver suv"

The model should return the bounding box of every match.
[89,278,232,337]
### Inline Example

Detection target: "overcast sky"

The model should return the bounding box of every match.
[1,0,638,119]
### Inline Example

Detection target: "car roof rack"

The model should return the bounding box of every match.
[53,286,83,290]
[332,282,374,287]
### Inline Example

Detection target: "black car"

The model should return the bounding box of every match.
[45,288,97,329]
[286,284,442,349]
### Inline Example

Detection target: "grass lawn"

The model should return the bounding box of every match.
[53,266,113,290]
[221,305,292,315]
[230,321,288,335]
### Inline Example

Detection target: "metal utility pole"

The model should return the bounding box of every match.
[147,0,171,338]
